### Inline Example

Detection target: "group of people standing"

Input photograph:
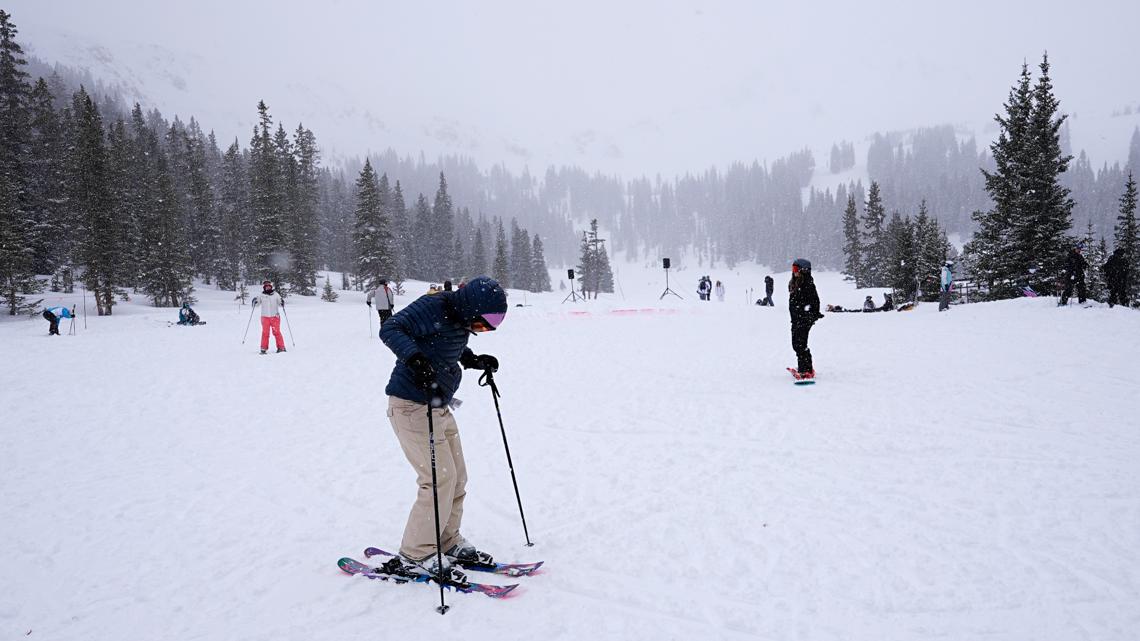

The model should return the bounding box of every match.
[696,276,725,301]
[1059,244,1133,308]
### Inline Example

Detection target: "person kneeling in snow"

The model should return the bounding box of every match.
[377,275,508,582]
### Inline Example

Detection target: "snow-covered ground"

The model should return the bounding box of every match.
[2,264,1139,641]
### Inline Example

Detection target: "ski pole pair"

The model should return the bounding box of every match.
[424,368,532,615]
[241,305,296,347]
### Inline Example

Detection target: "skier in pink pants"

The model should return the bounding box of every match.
[253,280,286,354]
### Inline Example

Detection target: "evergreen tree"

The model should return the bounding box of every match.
[69,88,118,314]
[249,101,283,284]
[531,233,552,291]
[492,218,509,286]
[26,77,66,274]
[389,180,409,281]
[138,148,194,306]
[469,227,487,277]
[913,201,947,299]
[884,213,917,300]
[411,193,432,280]
[966,63,1034,298]
[352,159,391,286]
[0,171,40,314]
[217,140,247,289]
[1127,127,1140,176]
[1018,53,1074,294]
[841,193,862,286]
[509,218,533,291]
[321,274,338,302]
[1114,171,1140,302]
[185,120,221,286]
[861,181,887,286]
[288,124,319,294]
[431,172,456,279]
[1081,221,1107,301]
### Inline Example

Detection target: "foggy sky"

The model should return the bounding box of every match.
[7,0,1139,177]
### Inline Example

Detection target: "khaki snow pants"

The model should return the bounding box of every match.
[388,396,467,560]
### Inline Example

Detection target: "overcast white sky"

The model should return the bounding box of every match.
[8,0,1140,176]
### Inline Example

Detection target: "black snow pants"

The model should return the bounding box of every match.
[43,310,59,335]
[791,322,813,373]
[1107,285,1125,308]
[1060,272,1086,305]
[378,309,393,324]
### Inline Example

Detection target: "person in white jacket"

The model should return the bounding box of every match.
[715,280,725,302]
[939,261,953,312]
[366,279,396,325]
[252,280,286,354]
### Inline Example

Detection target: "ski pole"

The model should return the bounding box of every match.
[280,305,296,347]
[478,370,534,546]
[425,392,450,615]
[368,304,374,339]
[241,305,256,344]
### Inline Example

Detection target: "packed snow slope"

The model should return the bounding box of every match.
[2,267,1139,641]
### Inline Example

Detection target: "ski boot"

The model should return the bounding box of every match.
[445,537,495,569]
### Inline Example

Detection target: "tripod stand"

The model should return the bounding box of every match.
[562,280,584,303]
[659,267,682,300]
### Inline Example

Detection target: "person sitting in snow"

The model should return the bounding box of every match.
[177,302,203,325]
[862,295,876,312]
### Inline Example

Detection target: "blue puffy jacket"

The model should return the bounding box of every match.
[380,276,508,404]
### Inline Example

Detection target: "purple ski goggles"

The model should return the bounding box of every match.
[470,312,506,333]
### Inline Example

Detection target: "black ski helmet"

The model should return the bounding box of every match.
[792,258,812,273]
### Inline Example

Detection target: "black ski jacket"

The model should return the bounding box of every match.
[1103,251,1126,288]
[788,275,821,328]
[1065,250,1087,277]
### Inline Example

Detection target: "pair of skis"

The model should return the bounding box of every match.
[338,547,543,599]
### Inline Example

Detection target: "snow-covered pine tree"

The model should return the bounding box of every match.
[862,182,887,287]
[26,77,67,275]
[352,159,385,287]
[217,139,247,289]
[509,218,533,291]
[288,124,319,294]
[469,227,487,278]
[69,88,118,315]
[431,173,456,280]
[841,193,862,286]
[185,119,221,286]
[410,193,432,281]
[0,172,41,315]
[913,201,948,300]
[1114,171,1139,303]
[138,128,194,307]
[249,101,284,285]
[1127,127,1140,177]
[1081,221,1107,302]
[965,63,1035,299]
[531,233,552,291]
[389,180,409,282]
[884,212,917,300]
[1018,53,1074,295]
[321,275,338,302]
[492,218,509,287]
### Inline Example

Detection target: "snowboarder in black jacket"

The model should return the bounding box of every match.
[1059,245,1087,305]
[1103,247,1128,308]
[788,258,822,376]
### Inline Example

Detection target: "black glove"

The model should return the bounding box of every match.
[366,300,372,307]
[405,353,437,392]
[461,351,499,372]
[815,312,825,321]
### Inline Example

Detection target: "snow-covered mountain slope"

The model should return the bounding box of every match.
[3,265,1138,640]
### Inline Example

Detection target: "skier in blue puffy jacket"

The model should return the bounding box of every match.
[939,261,953,311]
[377,276,508,582]
[42,306,74,335]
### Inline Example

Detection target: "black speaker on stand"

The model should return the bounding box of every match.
[562,268,583,303]
[659,258,681,300]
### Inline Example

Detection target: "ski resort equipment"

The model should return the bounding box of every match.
[281,303,296,347]
[364,546,542,577]
[426,395,450,614]
[787,367,816,385]
[337,557,517,598]
[479,369,534,547]
[241,305,256,344]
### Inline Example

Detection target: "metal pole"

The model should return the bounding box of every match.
[479,371,534,546]
[426,399,450,615]
[241,306,256,344]
[280,305,296,347]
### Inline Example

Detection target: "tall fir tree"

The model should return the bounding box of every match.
[249,101,283,284]
[492,218,510,287]
[69,88,118,314]
[217,140,247,289]
[0,171,40,314]
[431,172,456,280]
[509,218,533,291]
[352,159,391,286]
[389,180,409,282]
[861,181,887,286]
[913,201,948,299]
[1114,171,1139,302]
[841,193,862,286]
[26,77,66,274]
[288,124,320,294]
[884,212,917,299]
[411,193,432,281]
[469,226,487,277]
[1018,53,1074,294]
[966,63,1034,298]
[1081,221,1107,302]
[0,9,38,314]
[138,147,194,306]
[531,233,552,291]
